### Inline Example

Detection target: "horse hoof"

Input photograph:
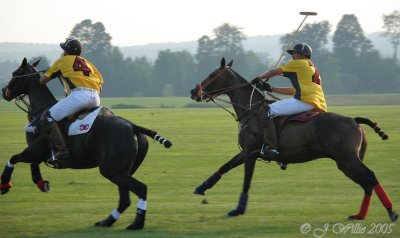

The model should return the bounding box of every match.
[389,211,398,222]
[227,209,244,217]
[36,180,50,192]
[348,215,365,220]
[95,215,116,227]
[0,182,12,195]
[126,209,145,230]
[193,189,205,195]
[126,223,144,230]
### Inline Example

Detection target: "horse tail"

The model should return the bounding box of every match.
[354,117,388,140]
[115,116,172,148]
[132,124,172,148]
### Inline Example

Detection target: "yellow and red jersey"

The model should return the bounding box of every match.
[278,59,327,112]
[44,55,103,93]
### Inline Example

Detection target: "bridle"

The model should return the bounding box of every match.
[196,66,268,121]
[3,67,51,118]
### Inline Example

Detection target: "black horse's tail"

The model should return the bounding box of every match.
[132,124,172,148]
[116,116,172,148]
[354,117,388,140]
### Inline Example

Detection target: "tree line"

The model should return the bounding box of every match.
[2,11,400,97]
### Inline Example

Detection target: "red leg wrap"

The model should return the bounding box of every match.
[0,182,12,190]
[353,194,371,219]
[374,184,392,208]
[36,180,46,190]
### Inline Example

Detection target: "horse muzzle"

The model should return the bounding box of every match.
[190,85,202,102]
[1,87,13,101]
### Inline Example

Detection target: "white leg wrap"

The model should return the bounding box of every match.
[137,199,147,210]
[7,161,14,168]
[111,209,121,219]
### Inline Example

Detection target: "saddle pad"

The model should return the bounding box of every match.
[287,111,320,122]
[68,107,102,136]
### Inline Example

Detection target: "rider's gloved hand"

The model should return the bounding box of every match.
[250,77,260,85]
[259,81,273,92]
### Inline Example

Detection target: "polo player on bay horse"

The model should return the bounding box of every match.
[251,43,327,166]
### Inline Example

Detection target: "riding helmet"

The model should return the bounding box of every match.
[60,39,82,55]
[287,43,312,58]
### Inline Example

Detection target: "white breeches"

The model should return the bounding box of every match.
[49,88,100,121]
[268,98,314,117]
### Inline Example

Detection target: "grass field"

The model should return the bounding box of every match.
[0,97,399,238]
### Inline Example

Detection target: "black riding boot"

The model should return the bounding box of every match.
[48,122,71,168]
[258,106,279,160]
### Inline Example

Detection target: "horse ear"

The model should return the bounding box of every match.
[21,58,28,68]
[220,57,226,69]
[32,59,41,67]
[227,60,233,67]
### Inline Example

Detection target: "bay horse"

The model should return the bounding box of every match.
[190,58,398,222]
[1,58,173,230]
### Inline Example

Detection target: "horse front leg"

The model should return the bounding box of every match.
[1,142,49,195]
[0,152,27,195]
[30,164,50,192]
[228,151,256,216]
[194,152,244,195]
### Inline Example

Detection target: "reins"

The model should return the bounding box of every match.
[199,66,271,122]
[14,94,30,113]
[4,68,54,119]
[0,70,46,81]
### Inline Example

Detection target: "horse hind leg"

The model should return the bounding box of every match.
[100,169,148,230]
[95,186,131,227]
[337,159,398,221]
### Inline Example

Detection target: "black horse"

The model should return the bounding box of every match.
[190,58,398,222]
[1,58,172,230]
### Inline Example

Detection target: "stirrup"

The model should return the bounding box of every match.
[260,144,279,159]
[46,151,63,169]
[276,161,287,170]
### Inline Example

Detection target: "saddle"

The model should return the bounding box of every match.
[61,106,114,136]
[275,109,323,131]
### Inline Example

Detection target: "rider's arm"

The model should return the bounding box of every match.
[257,68,283,81]
[271,87,294,95]
[39,76,51,85]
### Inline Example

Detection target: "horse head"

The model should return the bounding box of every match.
[190,57,235,102]
[2,58,41,101]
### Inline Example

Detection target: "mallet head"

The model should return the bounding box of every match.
[300,12,317,16]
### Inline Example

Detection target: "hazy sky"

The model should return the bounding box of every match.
[1,0,399,46]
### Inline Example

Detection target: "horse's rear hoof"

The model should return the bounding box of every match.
[348,215,365,220]
[95,215,116,227]
[228,209,244,217]
[36,180,50,192]
[389,211,398,222]
[127,209,145,230]
[126,222,144,230]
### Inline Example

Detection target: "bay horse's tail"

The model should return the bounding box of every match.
[117,117,172,148]
[354,117,388,140]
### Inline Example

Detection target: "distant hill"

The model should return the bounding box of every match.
[0,33,393,63]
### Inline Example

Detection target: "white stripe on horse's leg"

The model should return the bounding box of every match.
[7,160,14,168]
[111,209,121,219]
[138,198,147,211]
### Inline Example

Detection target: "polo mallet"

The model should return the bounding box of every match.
[274,11,317,67]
